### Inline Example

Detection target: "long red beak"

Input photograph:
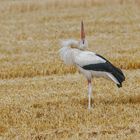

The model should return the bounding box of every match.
[81,21,85,41]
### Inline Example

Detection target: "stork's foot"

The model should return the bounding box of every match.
[88,106,94,110]
[88,99,94,110]
[88,106,91,110]
[88,105,94,110]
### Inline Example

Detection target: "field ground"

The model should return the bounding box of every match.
[0,0,140,139]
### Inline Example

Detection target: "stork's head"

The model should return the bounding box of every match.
[79,21,88,50]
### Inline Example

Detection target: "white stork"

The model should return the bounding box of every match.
[59,21,125,109]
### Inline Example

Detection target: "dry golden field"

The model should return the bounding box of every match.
[0,0,140,139]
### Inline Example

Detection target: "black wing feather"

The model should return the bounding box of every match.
[82,54,125,87]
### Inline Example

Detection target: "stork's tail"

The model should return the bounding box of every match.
[111,66,125,88]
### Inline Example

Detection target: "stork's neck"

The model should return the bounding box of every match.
[59,46,75,65]
[59,39,87,65]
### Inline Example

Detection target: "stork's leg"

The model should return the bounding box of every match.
[88,80,92,109]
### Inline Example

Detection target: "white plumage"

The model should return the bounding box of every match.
[59,21,125,109]
[59,39,120,83]
[75,51,106,66]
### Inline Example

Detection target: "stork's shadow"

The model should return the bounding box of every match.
[80,94,140,108]
[100,95,140,104]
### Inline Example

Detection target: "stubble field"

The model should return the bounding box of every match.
[0,0,140,139]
